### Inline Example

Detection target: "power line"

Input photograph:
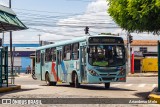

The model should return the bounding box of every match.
[13,8,84,15]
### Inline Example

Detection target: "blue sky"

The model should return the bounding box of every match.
[12,0,89,14]
[0,0,158,44]
[0,0,95,43]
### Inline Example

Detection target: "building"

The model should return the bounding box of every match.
[130,40,158,73]
[5,44,39,73]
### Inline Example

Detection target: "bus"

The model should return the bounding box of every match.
[35,35,126,89]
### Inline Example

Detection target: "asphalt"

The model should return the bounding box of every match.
[127,72,160,104]
[0,72,159,102]
[148,87,160,104]
[127,73,158,77]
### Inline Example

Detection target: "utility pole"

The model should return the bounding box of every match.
[9,0,14,84]
[127,32,131,74]
[158,41,160,91]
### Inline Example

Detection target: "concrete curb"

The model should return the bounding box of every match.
[148,87,160,104]
[127,73,158,77]
[0,85,21,93]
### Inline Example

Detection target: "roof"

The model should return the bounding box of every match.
[37,36,87,50]
[36,35,123,50]
[13,51,35,57]
[4,44,40,47]
[0,5,27,32]
[124,40,157,46]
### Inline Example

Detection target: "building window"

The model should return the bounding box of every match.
[139,47,147,53]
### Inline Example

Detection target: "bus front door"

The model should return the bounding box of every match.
[56,49,64,82]
[80,46,87,83]
[40,52,45,80]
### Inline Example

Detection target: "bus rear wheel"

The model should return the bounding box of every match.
[104,83,110,89]
[69,83,74,86]
[73,73,80,88]
[45,73,56,86]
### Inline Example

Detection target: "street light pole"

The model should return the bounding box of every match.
[9,0,11,8]
[9,0,14,84]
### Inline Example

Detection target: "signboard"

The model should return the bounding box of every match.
[88,37,124,44]
[134,51,143,57]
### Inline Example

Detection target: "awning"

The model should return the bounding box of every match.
[0,5,27,32]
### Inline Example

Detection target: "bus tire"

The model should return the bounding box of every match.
[69,83,74,86]
[45,73,52,86]
[50,82,57,86]
[74,73,80,88]
[104,83,110,89]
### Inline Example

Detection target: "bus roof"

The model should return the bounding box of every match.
[36,35,123,50]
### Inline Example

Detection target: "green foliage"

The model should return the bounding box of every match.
[107,0,160,34]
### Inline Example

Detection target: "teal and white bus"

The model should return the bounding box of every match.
[35,35,126,89]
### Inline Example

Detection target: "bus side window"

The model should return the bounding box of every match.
[72,43,79,60]
[51,47,56,62]
[45,48,51,62]
[63,44,71,60]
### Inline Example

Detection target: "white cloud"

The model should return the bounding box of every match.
[0,0,9,7]
[4,0,157,44]
[55,0,158,40]
[56,0,120,38]
[86,0,109,13]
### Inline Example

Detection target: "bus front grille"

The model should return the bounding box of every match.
[102,77,115,81]
[96,69,117,73]
[100,74,116,76]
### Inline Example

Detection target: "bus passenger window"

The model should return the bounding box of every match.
[72,43,79,60]
[45,48,51,62]
[51,47,56,62]
[63,45,71,60]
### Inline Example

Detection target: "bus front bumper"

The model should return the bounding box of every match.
[87,74,126,84]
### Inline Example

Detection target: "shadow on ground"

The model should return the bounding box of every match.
[134,91,150,99]
[44,84,137,91]
[0,88,39,97]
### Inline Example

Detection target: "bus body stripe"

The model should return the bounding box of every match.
[61,61,67,81]
[61,61,67,74]
[52,62,60,81]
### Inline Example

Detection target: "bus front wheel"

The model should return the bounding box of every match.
[45,73,56,86]
[104,83,110,89]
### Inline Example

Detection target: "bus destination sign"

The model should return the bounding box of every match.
[89,37,123,44]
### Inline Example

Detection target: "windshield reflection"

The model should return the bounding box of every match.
[88,45,125,67]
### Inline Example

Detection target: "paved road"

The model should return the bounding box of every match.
[0,74,159,107]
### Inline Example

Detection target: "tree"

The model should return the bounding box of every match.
[107,0,160,34]
[107,0,160,92]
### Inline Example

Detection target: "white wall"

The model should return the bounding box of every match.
[132,46,157,52]
[8,57,21,67]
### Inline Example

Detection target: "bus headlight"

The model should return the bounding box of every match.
[88,70,98,76]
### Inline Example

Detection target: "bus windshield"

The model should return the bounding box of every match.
[88,45,125,67]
